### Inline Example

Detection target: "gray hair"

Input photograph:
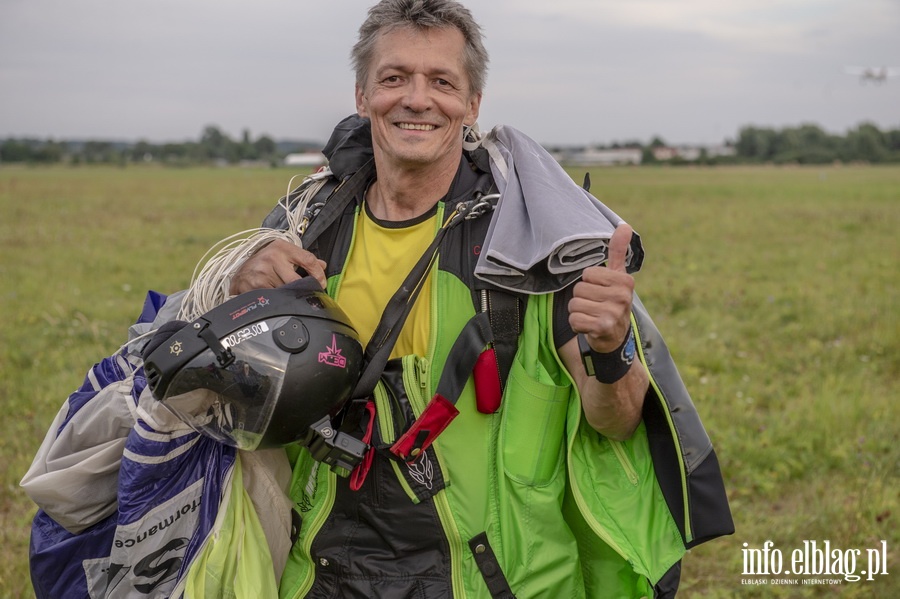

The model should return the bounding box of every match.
[351,0,489,94]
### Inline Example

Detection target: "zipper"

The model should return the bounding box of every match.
[290,468,338,598]
[415,220,465,597]
[400,353,465,597]
[433,482,467,598]
[288,204,353,598]
[566,423,633,568]
[401,353,432,413]
[402,355,425,413]
[609,439,639,485]
[630,314,692,543]
[373,381,396,443]
[569,457,633,565]
[417,357,430,396]
[546,297,634,567]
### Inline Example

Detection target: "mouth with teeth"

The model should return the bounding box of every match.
[396,122,437,131]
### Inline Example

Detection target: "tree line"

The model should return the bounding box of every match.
[733,122,900,165]
[0,126,318,166]
[2,122,900,166]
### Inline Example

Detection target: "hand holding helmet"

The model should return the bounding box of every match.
[142,278,365,470]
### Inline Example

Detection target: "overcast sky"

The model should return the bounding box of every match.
[1,0,898,146]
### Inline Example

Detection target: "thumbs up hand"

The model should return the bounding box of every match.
[568,224,636,354]
[561,222,647,439]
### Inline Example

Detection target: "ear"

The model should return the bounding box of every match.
[355,83,368,118]
[464,91,482,126]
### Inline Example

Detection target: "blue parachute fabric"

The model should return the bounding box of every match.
[30,510,118,599]
[107,425,235,596]
[116,429,210,524]
[57,355,135,436]
[28,290,236,598]
[138,290,168,325]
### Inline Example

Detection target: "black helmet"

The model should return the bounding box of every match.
[142,278,364,452]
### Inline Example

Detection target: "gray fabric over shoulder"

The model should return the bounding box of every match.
[476,125,644,294]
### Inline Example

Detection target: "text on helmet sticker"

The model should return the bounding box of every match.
[229,295,271,321]
[220,321,270,349]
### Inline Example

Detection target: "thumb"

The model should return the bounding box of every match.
[606,223,633,273]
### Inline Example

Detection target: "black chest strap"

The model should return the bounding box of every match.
[482,289,524,396]
[388,286,523,463]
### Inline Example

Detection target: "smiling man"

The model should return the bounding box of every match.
[230,1,732,597]
[357,25,480,215]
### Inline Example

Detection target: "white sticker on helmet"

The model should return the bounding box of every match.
[220,321,270,349]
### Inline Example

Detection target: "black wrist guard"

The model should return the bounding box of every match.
[578,324,636,385]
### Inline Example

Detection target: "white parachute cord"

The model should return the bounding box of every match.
[177,169,332,322]
[175,227,292,321]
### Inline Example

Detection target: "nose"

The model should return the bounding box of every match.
[402,75,432,113]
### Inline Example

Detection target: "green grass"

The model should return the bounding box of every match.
[2,164,898,597]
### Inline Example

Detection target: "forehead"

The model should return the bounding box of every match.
[369,26,468,78]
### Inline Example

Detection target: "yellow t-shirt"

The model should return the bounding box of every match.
[336,201,439,358]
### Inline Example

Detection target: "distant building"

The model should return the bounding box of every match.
[652,146,700,161]
[651,147,679,161]
[556,147,643,166]
[284,152,327,167]
[652,145,736,162]
[705,144,736,158]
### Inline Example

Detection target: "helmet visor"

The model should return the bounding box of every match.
[158,318,290,450]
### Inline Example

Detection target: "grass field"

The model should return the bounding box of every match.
[1,164,897,597]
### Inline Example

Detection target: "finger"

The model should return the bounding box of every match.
[568,310,627,351]
[272,261,303,286]
[576,269,635,295]
[303,259,328,289]
[230,241,325,294]
[568,308,619,334]
[291,252,328,289]
[568,294,631,329]
[606,223,633,273]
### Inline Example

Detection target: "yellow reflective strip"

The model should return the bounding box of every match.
[549,296,632,562]
[290,469,337,598]
[433,485,466,598]
[630,313,692,543]
[609,439,639,485]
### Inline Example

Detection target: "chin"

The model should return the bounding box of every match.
[389,148,441,167]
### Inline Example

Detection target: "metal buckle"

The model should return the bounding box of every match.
[456,192,499,221]
[303,416,368,474]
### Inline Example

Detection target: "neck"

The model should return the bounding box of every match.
[366,154,459,221]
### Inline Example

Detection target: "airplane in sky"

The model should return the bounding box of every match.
[844,66,900,84]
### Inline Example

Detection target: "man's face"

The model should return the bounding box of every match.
[356,26,482,171]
